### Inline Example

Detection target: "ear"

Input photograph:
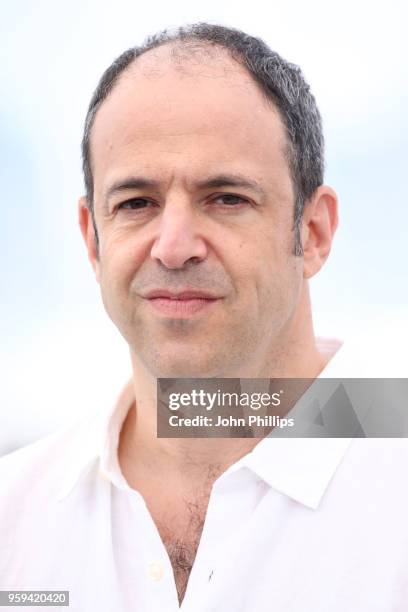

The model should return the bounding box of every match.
[78,196,100,283]
[300,185,338,279]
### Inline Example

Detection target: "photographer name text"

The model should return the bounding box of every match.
[168,414,294,428]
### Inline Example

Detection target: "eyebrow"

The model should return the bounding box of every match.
[196,174,265,196]
[104,173,266,201]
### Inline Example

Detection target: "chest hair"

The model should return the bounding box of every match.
[157,497,209,604]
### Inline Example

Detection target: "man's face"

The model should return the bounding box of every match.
[87,44,304,377]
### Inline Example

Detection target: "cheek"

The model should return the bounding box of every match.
[99,235,143,295]
[252,249,302,311]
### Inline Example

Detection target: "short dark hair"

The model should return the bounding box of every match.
[82,22,325,256]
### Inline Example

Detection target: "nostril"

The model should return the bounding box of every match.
[187,256,203,265]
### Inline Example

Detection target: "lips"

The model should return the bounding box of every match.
[143,289,220,316]
[145,289,219,300]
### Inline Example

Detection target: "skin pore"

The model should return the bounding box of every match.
[79,42,338,603]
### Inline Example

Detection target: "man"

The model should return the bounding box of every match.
[1,22,408,612]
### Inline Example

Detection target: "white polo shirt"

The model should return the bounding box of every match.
[1,337,408,611]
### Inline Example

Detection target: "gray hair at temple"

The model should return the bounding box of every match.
[81,22,325,257]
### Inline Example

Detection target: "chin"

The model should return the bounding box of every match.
[152,361,219,379]
[143,348,226,379]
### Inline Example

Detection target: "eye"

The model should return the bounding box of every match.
[117,198,152,211]
[212,194,249,206]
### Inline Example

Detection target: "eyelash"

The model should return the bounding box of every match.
[116,194,250,211]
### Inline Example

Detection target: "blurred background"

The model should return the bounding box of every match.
[1,0,407,455]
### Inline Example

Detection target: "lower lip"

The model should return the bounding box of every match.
[147,297,218,316]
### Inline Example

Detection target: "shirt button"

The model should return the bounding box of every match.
[148,561,164,581]
[100,470,111,482]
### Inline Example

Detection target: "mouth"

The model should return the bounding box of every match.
[144,290,220,317]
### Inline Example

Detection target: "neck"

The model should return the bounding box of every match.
[118,285,334,481]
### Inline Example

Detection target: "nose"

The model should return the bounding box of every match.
[150,201,208,269]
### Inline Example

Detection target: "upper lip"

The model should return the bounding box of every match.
[144,289,220,300]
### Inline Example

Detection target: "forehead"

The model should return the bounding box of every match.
[90,43,291,198]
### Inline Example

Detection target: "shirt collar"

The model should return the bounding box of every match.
[57,337,351,507]
[232,437,352,509]
[56,380,135,501]
[220,337,352,509]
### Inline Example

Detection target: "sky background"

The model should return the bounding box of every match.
[1,0,407,454]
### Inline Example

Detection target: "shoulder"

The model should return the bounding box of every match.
[0,413,103,504]
[332,438,408,518]
[342,317,408,377]
[0,413,105,584]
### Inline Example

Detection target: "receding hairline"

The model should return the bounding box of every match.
[90,39,274,125]
[135,38,242,68]
[86,39,290,188]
